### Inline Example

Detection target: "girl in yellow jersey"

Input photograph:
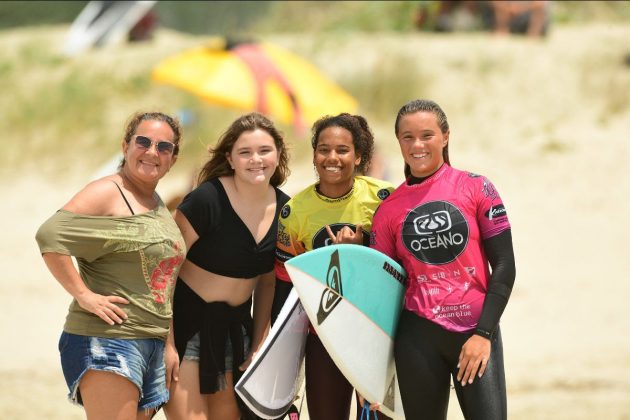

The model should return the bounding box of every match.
[272,113,394,420]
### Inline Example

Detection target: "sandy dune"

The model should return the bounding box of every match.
[2,22,630,419]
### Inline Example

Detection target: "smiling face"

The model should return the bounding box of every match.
[122,119,177,184]
[396,111,449,178]
[226,128,279,185]
[313,126,361,197]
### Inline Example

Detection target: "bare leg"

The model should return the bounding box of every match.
[164,360,209,420]
[205,372,241,420]
[165,361,240,420]
[80,370,140,420]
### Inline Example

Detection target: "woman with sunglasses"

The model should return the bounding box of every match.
[272,113,395,420]
[370,99,516,419]
[164,113,290,420]
[35,111,185,419]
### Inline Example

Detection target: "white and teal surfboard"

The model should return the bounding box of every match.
[285,244,407,419]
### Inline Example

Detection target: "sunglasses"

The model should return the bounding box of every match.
[133,135,176,155]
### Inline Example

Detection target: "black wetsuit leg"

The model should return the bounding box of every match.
[395,310,452,420]
[394,310,507,420]
[452,328,507,420]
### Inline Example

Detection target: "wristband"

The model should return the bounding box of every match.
[474,327,493,340]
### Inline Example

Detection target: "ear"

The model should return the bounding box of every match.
[226,152,234,169]
[122,139,129,155]
[355,154,362,166]
[443,130,450,146]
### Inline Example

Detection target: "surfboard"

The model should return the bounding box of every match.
[285,244,407,419]
[62,0,157,56]
[235,288,309,419]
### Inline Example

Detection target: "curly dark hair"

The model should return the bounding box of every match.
[310,113,374,175]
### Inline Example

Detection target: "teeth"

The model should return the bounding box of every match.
[325,166,341,172]
[412,153,427,158]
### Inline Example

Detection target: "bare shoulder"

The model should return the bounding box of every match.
[62,176,120,216]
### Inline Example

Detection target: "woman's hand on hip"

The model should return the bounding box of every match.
[75,290,129,325]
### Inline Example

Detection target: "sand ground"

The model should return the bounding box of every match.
[2,22,630,419]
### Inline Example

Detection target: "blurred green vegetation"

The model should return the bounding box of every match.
[0,29,253,178]
[0,1,629,34]
[1,1,629,181]
[0,1,86,29]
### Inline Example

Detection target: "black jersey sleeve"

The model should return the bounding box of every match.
[177,181,219,237]
[475,229,516,339]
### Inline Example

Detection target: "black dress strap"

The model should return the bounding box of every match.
[111,181,135,215]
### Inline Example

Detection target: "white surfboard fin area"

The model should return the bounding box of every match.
[62,0,157,56]
[235,289,309,419]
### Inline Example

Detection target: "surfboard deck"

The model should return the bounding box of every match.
[235,288,309,419]
[285,244,407,419]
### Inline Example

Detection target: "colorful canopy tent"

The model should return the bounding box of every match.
[151,38,359,133]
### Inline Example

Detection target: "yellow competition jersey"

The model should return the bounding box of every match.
[275,176,394,282]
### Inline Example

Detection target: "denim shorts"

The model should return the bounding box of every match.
[58,331,168,410]
[183,328,251,372]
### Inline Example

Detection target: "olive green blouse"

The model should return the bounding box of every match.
[36,200,185,340]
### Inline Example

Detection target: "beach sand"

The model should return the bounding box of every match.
[3,22,630,419]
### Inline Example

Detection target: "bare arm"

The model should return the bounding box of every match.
[164,318,179,389]
[165,209,199,386]
[240,269,275,371]
[164,218,195,382]
[63,177,125,216]
[42,252,129,325]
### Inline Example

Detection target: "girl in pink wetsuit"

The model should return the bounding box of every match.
[370,99,516,420]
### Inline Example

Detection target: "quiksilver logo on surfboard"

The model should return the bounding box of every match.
[317,249,343,325]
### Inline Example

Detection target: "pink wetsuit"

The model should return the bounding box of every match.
[371,164,511,333]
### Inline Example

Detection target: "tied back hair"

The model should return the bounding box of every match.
[395,99,450,178]
[120,111,183,168]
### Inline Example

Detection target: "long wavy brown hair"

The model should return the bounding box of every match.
[196,112,290,187]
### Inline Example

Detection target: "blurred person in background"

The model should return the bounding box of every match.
[487,0,551,37]
[414,0,550,37]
